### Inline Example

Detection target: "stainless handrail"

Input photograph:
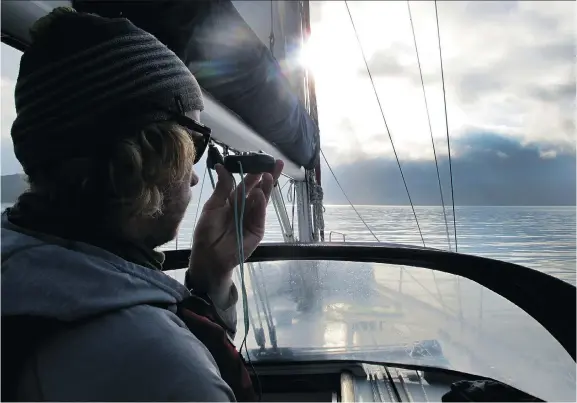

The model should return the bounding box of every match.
[329,231,346,242]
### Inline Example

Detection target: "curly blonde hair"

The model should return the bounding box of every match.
[27,122,195,220]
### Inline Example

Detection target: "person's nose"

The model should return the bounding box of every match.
[190,169,200,187]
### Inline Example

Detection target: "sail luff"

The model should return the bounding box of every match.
[302,0,325,242]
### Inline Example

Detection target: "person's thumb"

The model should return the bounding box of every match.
[204,164,233,210]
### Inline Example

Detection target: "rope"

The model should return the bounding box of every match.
[311,186,325,242]
[269,0,275,58]
[432,3,463,326]
[258,263,275,324]
[246,264,266,336]
[234,269,262,346]
[232,171,248,352]
[287,181,295,203]
[321,149,380,243]
[308,171,326,242]
[205,163,263,339]
[344,1,426,248]
[231,168,262,400]
[310,179,324,204]
[278,181,296,242]
[434,1,458,252]
[251,263,277,349]
[407,1,452,251]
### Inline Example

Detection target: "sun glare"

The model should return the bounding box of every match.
[298,37,325,77]
[295,2,468,162]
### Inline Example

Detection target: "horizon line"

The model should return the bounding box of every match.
[2,201,575,208]
[322,204,577,207]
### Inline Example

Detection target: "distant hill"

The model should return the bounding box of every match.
[1,174,28,203]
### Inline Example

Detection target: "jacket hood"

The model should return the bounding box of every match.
[1,215,190,321]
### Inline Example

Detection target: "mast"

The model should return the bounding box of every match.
[265,0,318,245]
[302,0,325,244]
[290,0,323,244]
[287,0,312,244]
[285,0,324,310]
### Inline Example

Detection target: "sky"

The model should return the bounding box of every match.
[1,1,575,205]
[305,1,575,205]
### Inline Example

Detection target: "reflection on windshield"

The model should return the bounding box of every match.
[166,260,575,401]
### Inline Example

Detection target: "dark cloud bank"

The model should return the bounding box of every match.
[321,133,576,206]
[2,133,575,206]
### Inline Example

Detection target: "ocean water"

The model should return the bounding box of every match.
[2,203,575,284]
[3,202,576,399]
[167,204,576,285]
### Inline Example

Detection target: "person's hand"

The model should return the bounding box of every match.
[187,160,284,293]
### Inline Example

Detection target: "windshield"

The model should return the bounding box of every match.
[167,260,575,401]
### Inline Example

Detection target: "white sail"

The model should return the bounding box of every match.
[0,0,306,180]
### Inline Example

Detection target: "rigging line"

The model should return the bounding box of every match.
[434,0,457,252]
[246,264,267,331]
[287,180,295,202]
[323,151,454,313]
[344,1,426,247]
[407,1,452,251]
[269,0,275,58]
[190,168,208,248]
[235,268,262,343]
[321,149,380,243]
[252,263,276,345]
[232,170,262,401]
[289,181,296,233]
[279,182,288,205]
[277,181,296,241]
[416,371,430,402]
[257,263,275,324]
[433,2,463,327]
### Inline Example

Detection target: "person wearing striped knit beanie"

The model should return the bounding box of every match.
[2,7,282,401]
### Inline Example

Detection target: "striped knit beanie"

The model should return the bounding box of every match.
[11,7,204,174]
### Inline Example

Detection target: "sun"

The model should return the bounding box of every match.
[297,37,325,78]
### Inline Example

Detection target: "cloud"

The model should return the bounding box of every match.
[1,1,574,211]
[539,150,557,160]
[307,1,575,166]
[321,132,576,206]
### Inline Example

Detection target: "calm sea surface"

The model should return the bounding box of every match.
[167,204,577,285]
[4,202,574,399]
[3,203,575,284]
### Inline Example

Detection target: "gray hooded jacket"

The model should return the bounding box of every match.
[1,216,239,401]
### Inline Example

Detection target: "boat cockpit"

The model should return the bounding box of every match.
[163,243,576,402]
